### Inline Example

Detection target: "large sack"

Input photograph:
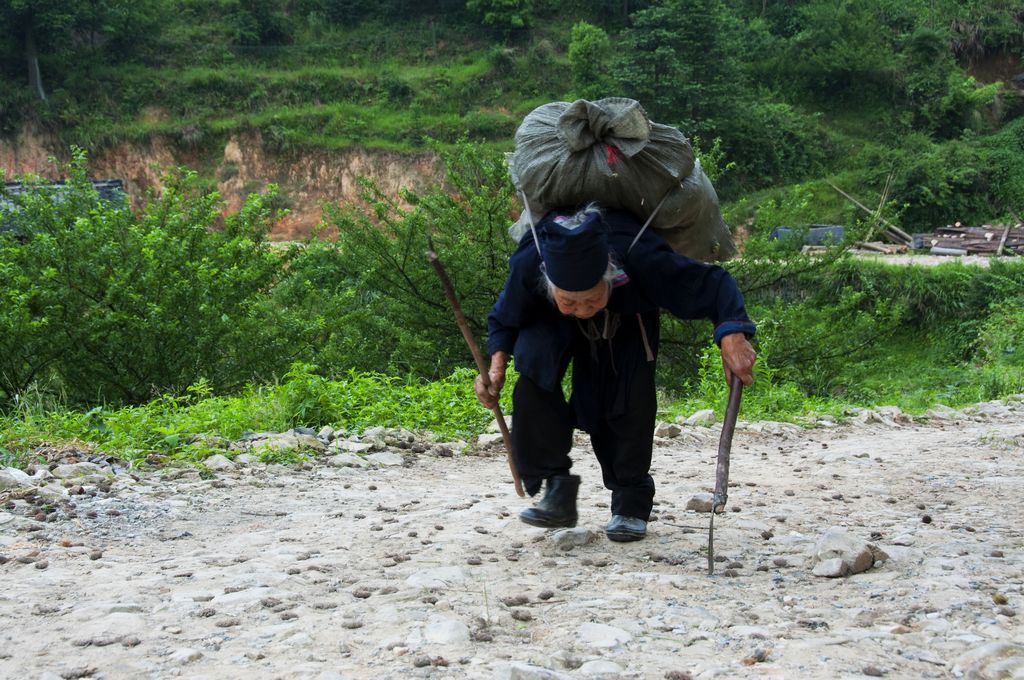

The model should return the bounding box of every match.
[507,98,735,261]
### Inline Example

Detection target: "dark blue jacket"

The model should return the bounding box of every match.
[487,209,755,427]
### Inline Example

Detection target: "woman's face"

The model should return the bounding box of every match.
[552,280,610,319]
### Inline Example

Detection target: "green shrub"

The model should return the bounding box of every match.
[0,151,316,407]
[320,140,519,377]
[975,296,1024,368]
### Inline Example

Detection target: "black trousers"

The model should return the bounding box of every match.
[511,366,657,520]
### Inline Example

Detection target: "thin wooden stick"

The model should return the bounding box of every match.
[426,240,525,497]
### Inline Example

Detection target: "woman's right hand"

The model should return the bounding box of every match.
[474,352,508,409]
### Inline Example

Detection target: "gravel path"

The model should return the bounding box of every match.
[1,402,1022,680]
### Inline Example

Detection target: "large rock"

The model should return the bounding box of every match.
[202,454,235,471]
[577,622,632,649]
[655,422,682,438]
[811,527,888,578]
[577,660,624,678]
[365,451,403,467]
[551,528,595,550]
[251,432,326,453]
[0,467,35,490]
[326,452,369,468]
[925,404,963,421]
[686,493,723,514]
[953,641,1024,679]
[332,439,375,454]
[51,462,107,479]
[496,663,572,680]
[682,409,716,426]
[422,615,470,645]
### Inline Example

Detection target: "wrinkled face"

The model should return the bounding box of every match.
[552,280,610,319]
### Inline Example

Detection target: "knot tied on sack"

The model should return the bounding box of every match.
[558,98,651,157]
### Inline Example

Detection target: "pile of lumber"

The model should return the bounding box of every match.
[917,223,1024,256]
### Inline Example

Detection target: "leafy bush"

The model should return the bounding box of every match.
[0,151,315,407]
[567,21,612,100]
[319,140,519,377]
[974,296,1024,368]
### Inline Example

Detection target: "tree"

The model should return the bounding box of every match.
[0,0,167,101]
[466,0,533,36]
[613,0,744,131]
[568,21,612,100]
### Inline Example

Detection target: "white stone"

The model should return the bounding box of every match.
[317,426,336,441]
[811,527,888,577]
[967,401,1013,418]
[684,409,716,426]
[327,452,369,468]
[51,462,106,479]
[364,451,404,467]
[169,648,203,664]
[405,566,467,589]
[36,483,70,500]
[925,404,962,420]
[812,558,848,578]
[203,454,235,471]
[234,453,255,465]
[577,660,623,677]
[655,422,682,438]
[259,433,326,452]
[577,622,632,649]
[875,406,910,423]
[497,663,572,680]
[335,440,374,454]
[485,415,512,433]
[953,641,1024,678]
[476,433,504,447]
[686,493,714,513]
[0,467,34,490]
[423,615,470,645]
[551,528,595,550]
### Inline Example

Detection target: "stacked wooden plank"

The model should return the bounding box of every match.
[916,223,1024,256]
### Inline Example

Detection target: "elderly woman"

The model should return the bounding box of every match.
[475,205,757,541]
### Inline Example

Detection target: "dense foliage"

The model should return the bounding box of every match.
[2,0,1022,229]
[0,152,316,404]
[2,1,1024,462]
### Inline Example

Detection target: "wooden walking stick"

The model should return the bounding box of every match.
[708,374,743,576]
[426,238,525,497]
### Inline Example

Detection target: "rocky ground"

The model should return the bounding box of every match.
[1,400,1022,680]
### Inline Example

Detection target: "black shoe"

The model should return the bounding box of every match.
[606,515,647,542]
[519,475,580,528]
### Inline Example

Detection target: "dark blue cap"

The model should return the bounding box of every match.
[539,211,609,292]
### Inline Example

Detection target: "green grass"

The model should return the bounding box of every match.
[0,365,506,469]
[4,334,1022,472]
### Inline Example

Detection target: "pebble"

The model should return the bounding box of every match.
[741,648,768,665]
[863,665,885,676]
[551,528,594,550]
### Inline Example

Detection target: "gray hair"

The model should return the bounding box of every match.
[555,203,603,230]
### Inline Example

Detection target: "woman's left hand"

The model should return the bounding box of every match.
[720,333,756,386]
